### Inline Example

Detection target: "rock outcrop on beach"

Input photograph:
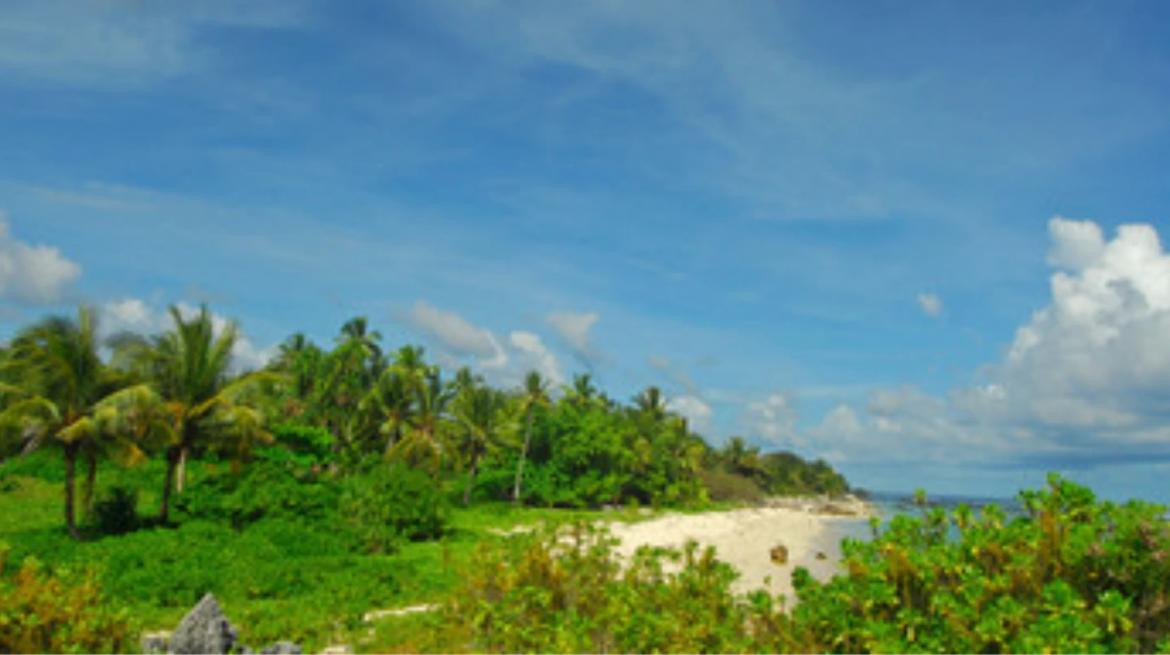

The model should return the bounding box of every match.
[141,593,302,655]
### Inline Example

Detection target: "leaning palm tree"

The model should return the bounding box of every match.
[0,307,129,539]
[512,370,550,503]
[112,304,274,522]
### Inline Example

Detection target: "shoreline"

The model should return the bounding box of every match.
[604,496,872,603]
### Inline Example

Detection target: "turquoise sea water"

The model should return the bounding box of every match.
[831,490,1025,546]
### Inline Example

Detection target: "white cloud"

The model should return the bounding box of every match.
[0,214,81,304]
[916,292,943,318]
[546,311,600,365]
[743,392,800,447]
[1047,216,1106,270]
[402,301,567,389]
[102,298,165,334]
[508,330,564,386]
[666,394,712,432]
[406,300,505,364]
[99,299,276,372]
[804,217,1170,469]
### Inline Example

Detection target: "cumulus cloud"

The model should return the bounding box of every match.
[916,292,943,318]
[743,392,800,447]
[0,215,81,304]
[547,311,600,366]
[804,216,1170,469]
[402,301,566,389]
[98,299,276,372]
[666,394,712,431]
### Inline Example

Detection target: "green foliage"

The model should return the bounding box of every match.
[395,522,764,653]
[786,474,1170,653]
[256,423,336,469]
[0,546,136,654]
[175,461,341,529]
[0,448,66,483]
[340,463,451,553]
[698,468,766,504]
[87,485,139,536]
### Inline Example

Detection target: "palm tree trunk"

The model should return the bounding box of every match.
[512,409,534,504]
[175,446,189,493]
[63,444,80,540]
[82,449,98,521]
[159,447,178,524]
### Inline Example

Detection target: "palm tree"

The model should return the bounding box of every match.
[387,367,452,476]
[566,373,597,407]
[452,382,508,505]
[357,369,413,457]
[113,304,272,522]
[0,307,129,538]
[273,332,324,410]
[633,385,667,422]
[721,436,765,479]
[338,316,384,382]
[512,370,550,503]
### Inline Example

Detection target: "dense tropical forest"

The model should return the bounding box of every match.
[0,305,854,652]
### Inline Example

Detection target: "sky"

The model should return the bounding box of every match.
[2,1,1170,500]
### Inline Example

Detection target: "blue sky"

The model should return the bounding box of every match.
[3,1,1170,500]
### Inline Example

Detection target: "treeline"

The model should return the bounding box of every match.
[0,305,850,539]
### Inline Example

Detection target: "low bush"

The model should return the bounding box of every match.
[698,469,765,504]
[340,463,451,553]
[0,544,136,653]
[175,461,341,529]
[87,484,139,536]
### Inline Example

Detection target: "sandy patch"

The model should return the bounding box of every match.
[605,504,869,604]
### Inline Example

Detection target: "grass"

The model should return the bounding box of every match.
[0,453,676,652]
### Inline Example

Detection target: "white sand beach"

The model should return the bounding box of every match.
[605,498,871,604]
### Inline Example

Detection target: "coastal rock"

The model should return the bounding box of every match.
[168,593,239,654]
[260,640,303,654]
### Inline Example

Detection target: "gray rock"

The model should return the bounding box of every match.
[168,593,239,654]
[260,641,302,654]
[141,631,170,654]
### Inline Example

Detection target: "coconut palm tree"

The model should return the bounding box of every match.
[566,373,597,407]
[112,304,273,522]
[0,307,133,538]
[633,385,667,422]
[512,370,550,503]
[452,381,508,505]
[387,367,452,476]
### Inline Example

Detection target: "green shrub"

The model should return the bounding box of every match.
[340,464,450,553]
[785,474,1170,653]
[256,423,336,470]
[175,461,341,529]
[88,484,139,536]
[0,546,136,653]
[0,449,65,483]
[389,522,772,653]
[698,469,765,504]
